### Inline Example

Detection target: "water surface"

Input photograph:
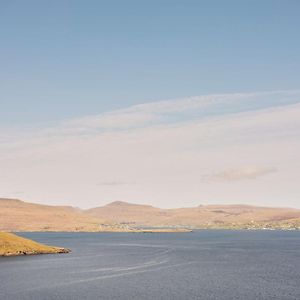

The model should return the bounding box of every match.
[1,231,300,300]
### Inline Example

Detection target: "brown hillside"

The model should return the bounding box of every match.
[0,198,108,232]
[87,201,165,225]
[87,202,300,229]
[0,232,70,256]
[1,198,300,231]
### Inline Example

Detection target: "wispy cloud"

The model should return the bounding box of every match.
[203,166,278,182]
[96,181,136,186]
[51,89,300,134]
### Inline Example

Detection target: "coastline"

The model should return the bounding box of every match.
[0,232,70,257]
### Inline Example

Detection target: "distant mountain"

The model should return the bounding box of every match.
[1,198,300,231]
[87,201,300,230]
[87,201,162,226]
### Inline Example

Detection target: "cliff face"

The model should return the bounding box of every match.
[0,232,70,256]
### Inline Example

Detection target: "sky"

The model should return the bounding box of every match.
[1,1,300,208]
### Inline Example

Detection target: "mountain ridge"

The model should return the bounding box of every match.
[1,198,300,231]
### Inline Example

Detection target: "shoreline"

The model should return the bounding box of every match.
[0,232,70,257]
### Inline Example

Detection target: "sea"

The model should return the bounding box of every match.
[0,230,300,300]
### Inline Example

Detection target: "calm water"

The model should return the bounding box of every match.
[1,231,300,300]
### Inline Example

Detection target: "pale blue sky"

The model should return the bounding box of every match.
[1,0,300,126]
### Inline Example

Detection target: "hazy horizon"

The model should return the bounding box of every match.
[2,196,300,211]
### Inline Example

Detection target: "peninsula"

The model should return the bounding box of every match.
[0,232,70,256]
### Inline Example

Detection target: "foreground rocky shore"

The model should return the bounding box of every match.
[0,232,70,256]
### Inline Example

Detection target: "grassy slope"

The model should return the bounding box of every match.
[0,198,108,232]
[0,232,69,256]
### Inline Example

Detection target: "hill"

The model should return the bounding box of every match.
[87,201,163,225]
[1,198,300,231]
[87,202,300,230]
[0,232,70,256]
[0,198,111,232]
[0,198,186,232]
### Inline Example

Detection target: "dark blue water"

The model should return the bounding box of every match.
[1,231,300,300]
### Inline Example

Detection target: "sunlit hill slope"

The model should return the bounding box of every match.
[1,198,300,231]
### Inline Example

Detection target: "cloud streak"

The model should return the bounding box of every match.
[204,166,278,182]
[54,89,300,133]
[96,181,136,186]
